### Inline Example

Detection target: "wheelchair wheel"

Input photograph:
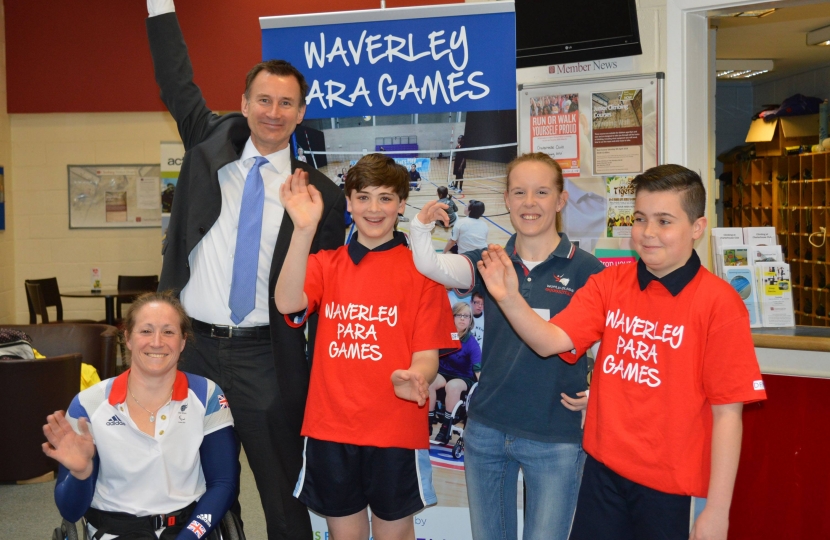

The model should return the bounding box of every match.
[52,520,79,540]
[216,511,245,540]
[452,437,464,459]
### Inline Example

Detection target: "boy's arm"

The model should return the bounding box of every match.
[391,350,439,407]
[690,402,743,540]
[478,246,574,356]
[274,169,322,314]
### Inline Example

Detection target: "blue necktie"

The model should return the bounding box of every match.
[229,156,268,325]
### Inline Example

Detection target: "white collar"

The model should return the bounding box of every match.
[240,139,291,174]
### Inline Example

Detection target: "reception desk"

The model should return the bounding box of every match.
[729,327,830,539]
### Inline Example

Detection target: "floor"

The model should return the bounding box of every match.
[0,451,267,540]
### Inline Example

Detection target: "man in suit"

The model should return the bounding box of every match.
[146,1,345,538]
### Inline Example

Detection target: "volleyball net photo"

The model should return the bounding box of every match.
[301,143,517,219]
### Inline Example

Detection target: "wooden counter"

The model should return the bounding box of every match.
[751,326,830,353]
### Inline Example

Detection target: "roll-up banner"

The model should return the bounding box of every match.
[260,4,518,540]
[260,3,516,119]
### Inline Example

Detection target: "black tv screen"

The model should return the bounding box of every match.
[515,0,642,68]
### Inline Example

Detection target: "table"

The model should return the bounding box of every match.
[60,289,152,326]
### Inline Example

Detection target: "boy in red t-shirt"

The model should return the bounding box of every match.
[275,154,458,539]
[475,165,766,540]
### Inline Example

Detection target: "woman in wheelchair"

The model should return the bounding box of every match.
[428,301,481,444]
[43,292,239,540]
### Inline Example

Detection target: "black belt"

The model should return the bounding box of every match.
[85,501,197,539]
[191,318,271,339]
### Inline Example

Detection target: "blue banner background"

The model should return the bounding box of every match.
[262,11,515,119]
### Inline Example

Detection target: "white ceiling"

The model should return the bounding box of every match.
[712,0,830,83]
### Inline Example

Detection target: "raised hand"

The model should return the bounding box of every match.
[42,411,95,480]
[391,369,429,407]
[477,245,519,303]
[279,168,323,232]
[417,200,450,227]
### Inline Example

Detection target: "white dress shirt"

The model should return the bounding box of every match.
[181,141,291,326]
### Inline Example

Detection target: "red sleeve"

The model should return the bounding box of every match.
[412,277,461,353]
[283,253,326,328]
[550,272,608,364]
[702,292,767,405]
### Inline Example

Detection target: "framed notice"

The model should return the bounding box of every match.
[68,164,162,229]
[518,73,663,248]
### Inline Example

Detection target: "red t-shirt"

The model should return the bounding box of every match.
[287,243,459,449]
[552,263,766,497]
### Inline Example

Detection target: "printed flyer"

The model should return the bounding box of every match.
[605,176,635,238]
[529,93,580,176]
[755,262,796,327]
[592,89,643,175]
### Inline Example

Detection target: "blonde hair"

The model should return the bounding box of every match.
[452,302,473,341]
[504,152,565,230]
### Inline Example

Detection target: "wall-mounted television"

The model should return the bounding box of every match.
[515,0,642,68]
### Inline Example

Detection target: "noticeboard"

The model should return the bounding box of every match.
[68,164,161,229]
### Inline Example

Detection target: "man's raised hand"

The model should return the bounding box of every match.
[279,168,323,232]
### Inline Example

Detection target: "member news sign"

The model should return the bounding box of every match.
[260,3,516,119]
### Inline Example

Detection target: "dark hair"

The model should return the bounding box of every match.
[472,291,484,302]
[344,153,409,200]
[437,186,449,199]
[467,200,485,219]
[123,291,193,364]
[244,60,309,104]
[631,164,706,221]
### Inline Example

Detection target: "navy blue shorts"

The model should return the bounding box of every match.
[293,438,437,521]
[569,454,694,540]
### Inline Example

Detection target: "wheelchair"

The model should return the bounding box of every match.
[430,382,477,459]
[53,511,245,540]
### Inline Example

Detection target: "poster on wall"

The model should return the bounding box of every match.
[160,142,185,241]
[592,89,644,175]
[605,176,635,238]
[68,165,162,229]
[529,94,580,176]
[518,73,663,250]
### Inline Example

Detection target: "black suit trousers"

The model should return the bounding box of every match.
[181,329,312,540]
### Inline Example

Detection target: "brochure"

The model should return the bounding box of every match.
[711,228,745,278]
[724,267,762,328]
[749,245,782,265]
[743,226,778,246]
[755,262,795,327]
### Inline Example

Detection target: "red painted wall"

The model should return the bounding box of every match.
[730,374,830,539]
[4,0,461,113]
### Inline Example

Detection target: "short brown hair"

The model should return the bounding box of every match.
[632,164,706,221]
[345,153,409,200]
[244,60,309,103]
[123,291,193,363]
